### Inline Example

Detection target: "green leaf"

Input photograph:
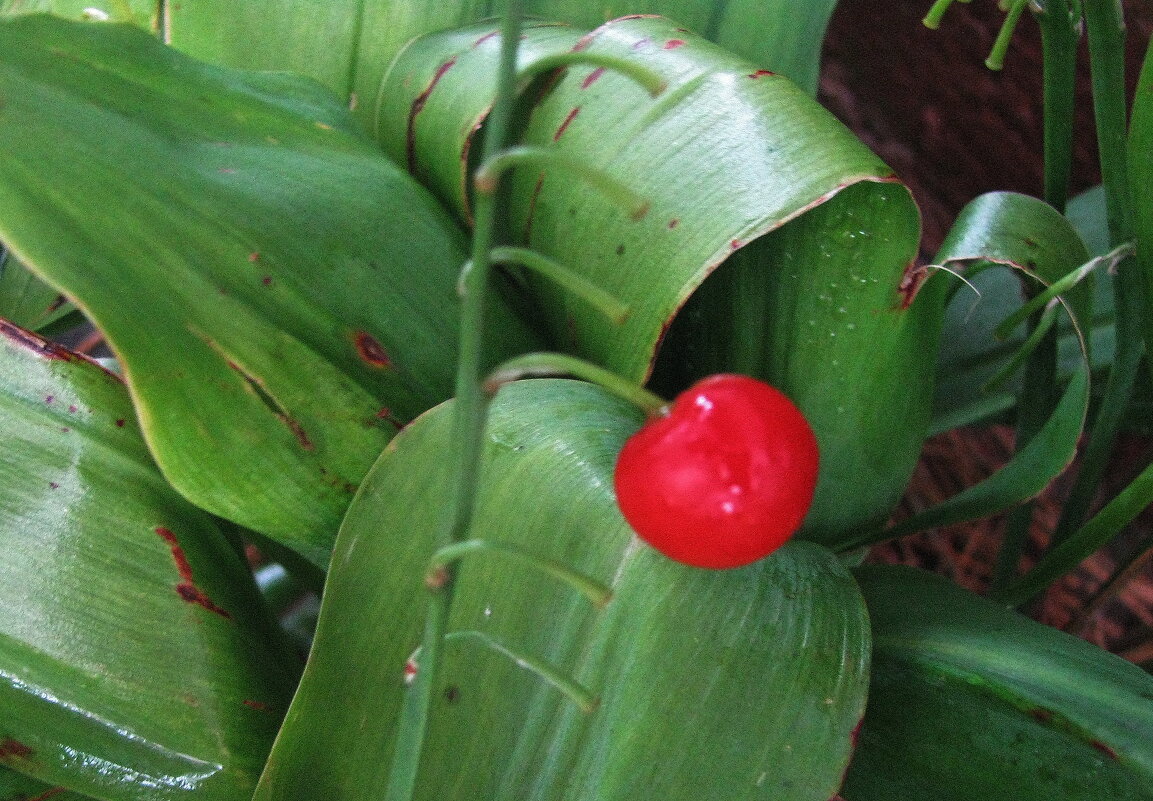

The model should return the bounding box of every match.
[254,379,870,801]
[0,245,73,332]
[0,16,540,566]
[844,566,1153,801]
[0,764,93,800]
[1128,35,1153,365]
[843,193,1094,547]
[0,0,157,27]
[0,320,299,801]
[163,0,833,138]
[379,17,940,545]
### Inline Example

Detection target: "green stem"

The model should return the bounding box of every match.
[429,539,613,607]
[923,0,969,30]
[444,630,600,713]
[985,0,1029,71]
[520,51,667,96]
[382,3,525,799]
[489,246,631,324]
[474,146,650,220]
[485,351,668,415]
[1037,0,1080,211]
[1050,0,1143,549]
[981,302,1059,393]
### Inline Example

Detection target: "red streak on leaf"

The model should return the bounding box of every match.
[473,30,499,47]
[667,219,679,229]
[0,738,33,760]
[59,427,70,433]
[523,172,546,244]
[1028,707,1054,724]
[44,395,54,404]
[663,39,686,49]
[554,107,581,141]
[28,788,67,801]
[354,331,392,368]
[284,416,314,450]
[897,262,928,310]
[1091,740,1119,760]
[261,276,272,286]
[581,67,606,89]
[248,252,260,263]
[374,407,404,430]
[749,69,775,78]
[632,37,651,51]
[68,405,77,413]
[46,294,68,313]
[406,58,458,174]
[730,239,743,250]
[243,699,270,711]
[156,527,232,619]
[218,168,236,174]
[571,33,595,52]
[49,482,59,489]
[0,319,82,363]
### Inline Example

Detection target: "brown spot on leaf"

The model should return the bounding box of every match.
[46,294,68,313]
[115,418,125,427]
[374,407,404,430]
[407,58,458,174]
[0,738,33,760]
[582,67,606,89]
[248,252,260,263]
[354,331,392,368]
[243,699,270,712]
[444,685,460,703]
[554,107,581,141]
[48,482,58,489]
[667,218,679,229]
[897,262,929,309]
[261,276,272,286]
[616,244,625,255]
[1028,707,1054,724]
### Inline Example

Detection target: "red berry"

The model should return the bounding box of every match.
[613,374,819,569]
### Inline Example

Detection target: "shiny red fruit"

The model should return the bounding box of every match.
[613,374,819,569]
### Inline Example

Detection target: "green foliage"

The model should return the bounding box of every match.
[0,2,1150,801]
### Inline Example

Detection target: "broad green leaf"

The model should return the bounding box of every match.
[1129,36,1153,365]
[0,764,93,800]
[0,16,540,566]
[844,566,1153,801]
[164,0,833,136]
[0,245,74,332]
[379,17,940,544]
[254,379,870,801]
[0,320,299,801]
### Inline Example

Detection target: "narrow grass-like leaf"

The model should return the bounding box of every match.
[254,379,870,801]
[845,566,1153,801]
[0,320,298,801]
[0,16,540,566]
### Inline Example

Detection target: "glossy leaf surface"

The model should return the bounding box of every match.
[844,566,1153,801]
[255,379,870,801]
[0,321,298,800]
[380,16,940,543]
[0,16,539,566]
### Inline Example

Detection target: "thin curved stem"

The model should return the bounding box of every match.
[520,51,667,96]
[429,539,613,607]
[474,146,650,221]
[485,351,667,416]
[489,246,631,324]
